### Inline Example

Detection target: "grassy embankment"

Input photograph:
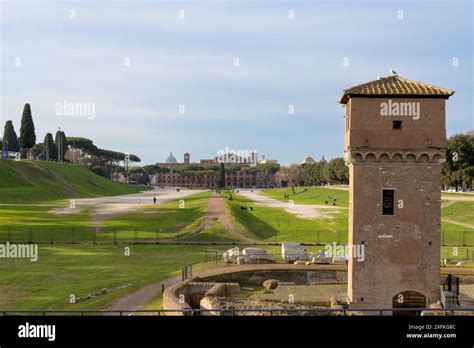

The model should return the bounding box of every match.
[0,159,147,203]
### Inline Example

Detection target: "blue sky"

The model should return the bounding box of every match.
[1,0,472,165]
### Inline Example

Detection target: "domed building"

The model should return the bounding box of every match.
[150,151,279,188]
[165,152,178,164]
[300,155,316,165]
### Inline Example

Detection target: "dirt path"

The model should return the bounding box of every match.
[185,193,256,243]
[442,218,474,230]
[107,275,181,312]
[325,185,349,191]
[239,190,343,220]
[441,200,457,209]
[52,187,206,230]
[441,195,474,201]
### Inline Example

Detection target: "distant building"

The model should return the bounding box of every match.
[259,155,278,165]
[184,153,190,164]
[300,155,316,165]
[165,152,178,164]
[151,152,279,188]
[259,159,278,164]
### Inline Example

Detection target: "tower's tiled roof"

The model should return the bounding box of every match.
[339,75,455,104]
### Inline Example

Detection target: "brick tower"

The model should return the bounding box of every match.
[184,153,190,164]
[340,74,454,310]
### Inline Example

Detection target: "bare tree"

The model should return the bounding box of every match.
[278,164,302,193]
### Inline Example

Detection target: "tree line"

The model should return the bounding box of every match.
[278,157,348,193]
[443,133,474,191]
[1,103,141,181]
[2,104,472,190]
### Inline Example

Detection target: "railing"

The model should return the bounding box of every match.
[0,226,347,246]
[441,274,460,308]
[181,264,193,281]
[0,307,473,316]
[443,274,460,295]
[0,227,473,252]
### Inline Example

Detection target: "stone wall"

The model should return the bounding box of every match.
[163,281,239,316]
[162,281,192,316]
[198,269,347,285]
[200,283,240,316]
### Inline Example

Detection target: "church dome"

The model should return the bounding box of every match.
[165,152,178,163]
[300,155,316,165]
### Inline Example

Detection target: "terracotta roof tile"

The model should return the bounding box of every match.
[339,75,455,104]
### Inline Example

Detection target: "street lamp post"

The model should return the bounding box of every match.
[58,127,62,163]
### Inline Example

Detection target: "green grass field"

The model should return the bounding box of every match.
[442,201,474,225]
[100,191,212,240]
[262,186,349,206]
[185,221,240,242]
[258,186,474,246]
[441,192,474,197]
[0,191,241,243]
[0,204,93,242]
[0,244,210,310]
[223,191,347,243]
[0,159,149,203]
[441,221,474,245]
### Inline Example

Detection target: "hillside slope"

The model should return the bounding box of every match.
[0,160,149,203]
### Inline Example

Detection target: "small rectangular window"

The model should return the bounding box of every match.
[382,189,394,215]
[392,121,402,130]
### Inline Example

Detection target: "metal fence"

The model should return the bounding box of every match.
[1,226,473,249]
[442,230,474,247]
[0,307,473,316]
[0,226,348,245]
[181,264,193,281]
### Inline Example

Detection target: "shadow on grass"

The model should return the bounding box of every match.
[228,202,279,240]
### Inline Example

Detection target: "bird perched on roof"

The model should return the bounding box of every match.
[390,68,398,75]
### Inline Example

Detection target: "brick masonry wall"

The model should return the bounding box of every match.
[348,163,442,309]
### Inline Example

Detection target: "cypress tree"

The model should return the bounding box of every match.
[43,133,57,161]
[19,146,28,159]
[218,162,226,188]
[19,103,36,158]
[2,120,20,152]
[55,130,68,162]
